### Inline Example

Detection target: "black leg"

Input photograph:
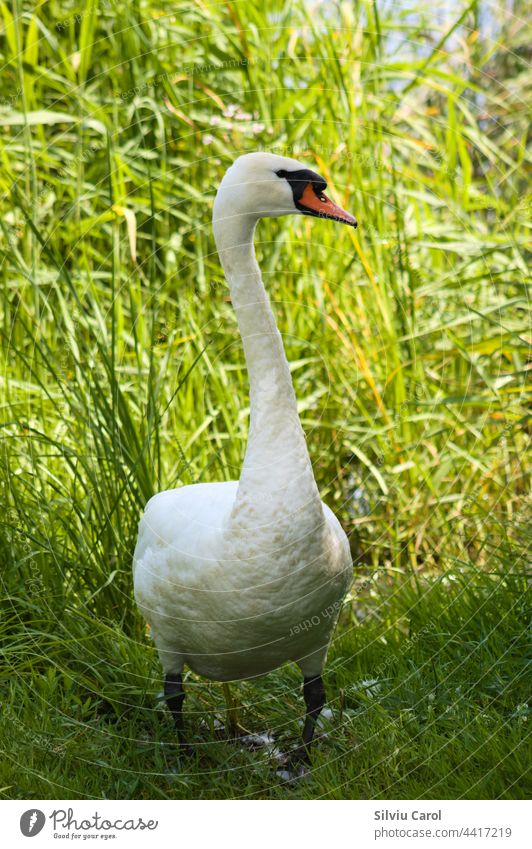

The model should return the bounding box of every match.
[164,673,191,754]
[290,675,326,765]
[302,675,326,750]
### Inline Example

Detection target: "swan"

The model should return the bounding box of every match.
[133,152,357,764]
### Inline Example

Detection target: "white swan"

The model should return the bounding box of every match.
[133,152,357,763]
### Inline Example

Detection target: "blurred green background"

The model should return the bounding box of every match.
[0,0,530,799]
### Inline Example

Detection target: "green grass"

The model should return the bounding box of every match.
[0,0,530,799]
[1,546,530,799]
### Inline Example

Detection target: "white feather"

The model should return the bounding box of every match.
[133,152,352,684]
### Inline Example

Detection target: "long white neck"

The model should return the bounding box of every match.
[213,210,323,530]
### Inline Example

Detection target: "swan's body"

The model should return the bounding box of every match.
[133,152,357,760]
[134,481,349,681]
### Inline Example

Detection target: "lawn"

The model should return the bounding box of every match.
[0,0,530,799]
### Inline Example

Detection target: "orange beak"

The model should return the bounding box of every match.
[298,182,357,228]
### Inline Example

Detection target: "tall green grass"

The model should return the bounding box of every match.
[0,0,530,798]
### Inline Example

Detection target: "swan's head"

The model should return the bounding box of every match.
[213,152,357,231]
